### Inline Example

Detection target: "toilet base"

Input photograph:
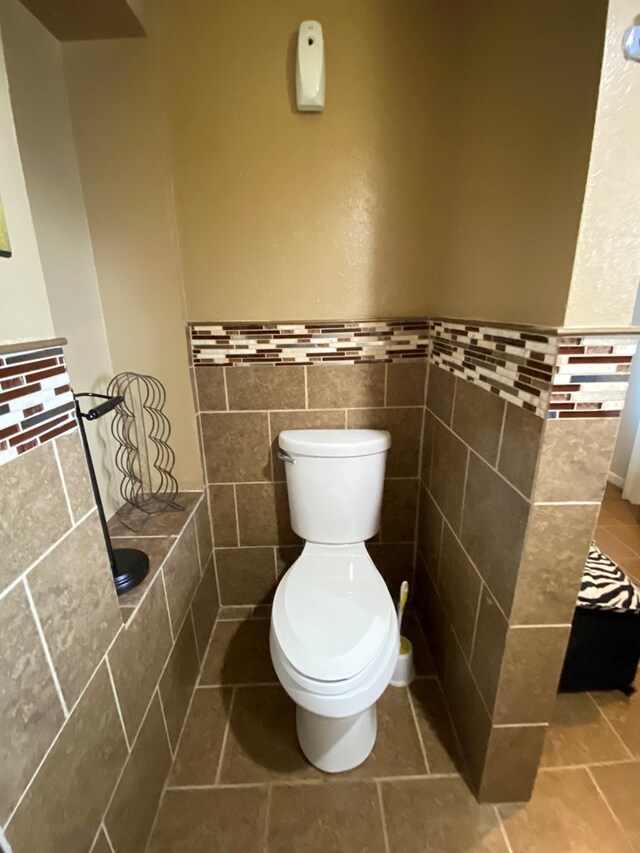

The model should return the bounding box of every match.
[296,704,377,773]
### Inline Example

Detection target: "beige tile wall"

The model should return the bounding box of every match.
[0,422,218,850]
[193,362,427,605]
[416,364,617,802]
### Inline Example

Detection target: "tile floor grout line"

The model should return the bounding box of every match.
[105,656,131,753]
[190,608,201,668]
[586,692,636,760]
[494,805,516,853]
[23,577,69,719]
[102,823,117,853]
[195,611,222,689]
[406,686,431,774]
[233,484,242,547]
[585,765,636,850]
[197,681,279,689]
[51,438,75,526]
[157,686,175,760]
[160,569,175,645]
[262,784,273,853]
[163,772,463,793]
[214,687,237,786]
[376,781,392,853]
[539,757,640,772]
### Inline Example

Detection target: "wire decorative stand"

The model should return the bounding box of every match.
[107,371,182,531]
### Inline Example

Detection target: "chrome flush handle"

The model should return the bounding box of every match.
[277,449,296,464]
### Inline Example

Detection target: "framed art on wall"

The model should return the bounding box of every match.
[0,193,11,258]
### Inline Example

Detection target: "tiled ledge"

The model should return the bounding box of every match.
[108,491,203,622]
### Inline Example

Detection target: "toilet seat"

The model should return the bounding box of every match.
[271,542,399,719]
[272,543,394,682]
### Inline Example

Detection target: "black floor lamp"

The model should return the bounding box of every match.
[74,392,149,596]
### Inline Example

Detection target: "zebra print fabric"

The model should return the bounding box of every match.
[579,543,640,614]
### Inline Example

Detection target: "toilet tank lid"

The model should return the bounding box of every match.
[279,429,391,458]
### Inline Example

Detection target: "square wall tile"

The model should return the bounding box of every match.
[215,547,276,606]
[190,555,219,660]
[163,519,202,633]
[194,497,213,564]
[235,482,300,546]
[208,484,238,547]
[380,478,418,542]
[443,635,493,789]
[226,364,305,411]
[6,664,127,853]
[386,362,426,407]
[461,453,529,614]
[417,485,443,578]
[533,418,619,502]
[437,523,482,659]
[54,429,95,521]
[28,512,122,707]
[427,365,456,425]
[307,363,385,409]
[270,409,346,480]
[470,587,509,715]
[108,572,173,741]
[0,584,65,824]
[479,724,546,803]
[452,379,505,466]
[498,403,544,498]
[430,421,468,533]
[421,409,435,488]
[194,367,226,411]
[493,626,571,724]
[200,412,270,483]
[105,693,172,853]
[159,616,200,750]
[0,441,71,588]
[347,408,423,477]
[367,542,414,598]
[510,503,599,625]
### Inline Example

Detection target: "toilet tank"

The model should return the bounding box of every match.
[278,429,391,544]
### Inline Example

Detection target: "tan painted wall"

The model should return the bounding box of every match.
[148,0,606,327]
[150,0,442,321]
[427,0,607,327]
[565,0,640,329]
[0,17,53,344]
[62,38,202,491]
[0,0,121,513]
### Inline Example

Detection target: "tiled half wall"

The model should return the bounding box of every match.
[190,319,638,803]
[0,341,219,851]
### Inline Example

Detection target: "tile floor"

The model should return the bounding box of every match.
[146,487,640,851]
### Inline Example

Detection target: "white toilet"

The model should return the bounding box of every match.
[270,428,399,773]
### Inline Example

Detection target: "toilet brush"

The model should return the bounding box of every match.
[390,580,415,687]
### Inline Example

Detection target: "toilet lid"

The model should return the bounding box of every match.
[272,551,394,682]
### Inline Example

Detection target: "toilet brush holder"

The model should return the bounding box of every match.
[390,636,415,687]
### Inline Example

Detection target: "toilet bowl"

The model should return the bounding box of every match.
[270,428,398,773]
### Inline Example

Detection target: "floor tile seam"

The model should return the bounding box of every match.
[584,765,636,848]
[586,692,636,760]
[405,685,431,774]
[164,772,461,793]
[493,805,516,853]
[375,781,392,853]
[539,757,640,772]
[262,785,273,853]
[214,687,237,785]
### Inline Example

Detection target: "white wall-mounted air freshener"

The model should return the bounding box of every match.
[296,21,325,112]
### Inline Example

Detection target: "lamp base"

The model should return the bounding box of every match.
[113,548,150,596]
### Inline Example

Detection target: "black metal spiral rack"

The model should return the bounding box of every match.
[107,371,182,526]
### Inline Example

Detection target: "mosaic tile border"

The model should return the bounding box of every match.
[0,345,76,467]
[190,319,430,366]
[190,318,639,421]
[429,320,556,418]
[549,335,638,419]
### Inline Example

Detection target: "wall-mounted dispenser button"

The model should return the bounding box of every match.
[296,21,325,111]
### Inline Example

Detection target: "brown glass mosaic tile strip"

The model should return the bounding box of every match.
[0,344,76,469]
